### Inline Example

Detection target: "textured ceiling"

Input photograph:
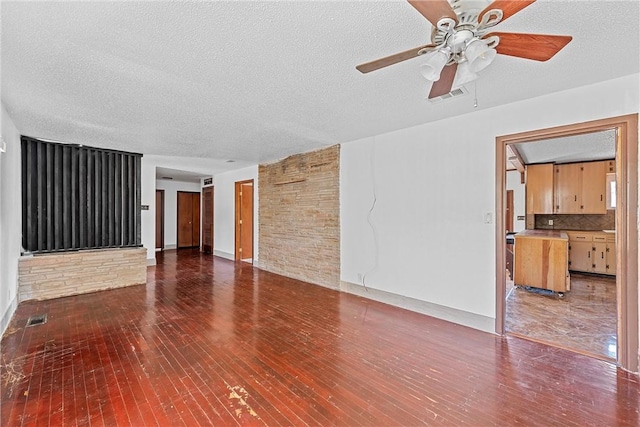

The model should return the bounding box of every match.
[2,1,639,170]
[156,167,208,184]
[514,129,616,165]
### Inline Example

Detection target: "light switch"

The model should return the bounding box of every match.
[484,212,493,224]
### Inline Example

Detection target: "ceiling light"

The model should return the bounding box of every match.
[420,49,451,81]
[452,61,478,87]
[465,39,497,73]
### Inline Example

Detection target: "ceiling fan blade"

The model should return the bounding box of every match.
[479,0,536,24]
[356,44,437,73]
[487,32,572,61]
[408,0,458,27]
[428,62,458,99]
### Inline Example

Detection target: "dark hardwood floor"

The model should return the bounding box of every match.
[1,249,639,426]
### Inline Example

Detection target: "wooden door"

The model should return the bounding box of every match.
[606,242,616,276]
[202,187,214,254]
[155,190,164,250]
[555,163,582,213]
[569,241,593,272]
[525,163,554,214]
[177,191,200,248]
[581,161,607,213]
[235,180,254,261]
[592,242,607,273]
[506,190,514,232]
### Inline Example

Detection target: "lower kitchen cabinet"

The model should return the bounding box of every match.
[567,231,616,276]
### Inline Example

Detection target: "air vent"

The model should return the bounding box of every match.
[26,314,47,327]
[427,86,469,103]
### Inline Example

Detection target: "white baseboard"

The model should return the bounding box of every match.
[214,250,234,261]
[340,281,496,334]
[1,296,17,338]
[147,257,157,266]
[164,244,177,250]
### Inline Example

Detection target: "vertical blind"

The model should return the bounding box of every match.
[21,136,142,253]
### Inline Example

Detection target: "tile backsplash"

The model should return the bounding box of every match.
[534,211,615,231]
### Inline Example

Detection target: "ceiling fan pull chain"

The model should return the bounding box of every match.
[474,80,478,108]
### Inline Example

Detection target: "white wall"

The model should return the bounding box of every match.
[0,104,22,335]
[140,155,252,263]
[506,170,526,232]
[140,156,157,263]
[213,166,259,261]
[155,179,201,248]
[341,74,639,331]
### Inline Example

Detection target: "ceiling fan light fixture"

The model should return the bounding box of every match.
[452,61,478,87]
[465,38,496,73]
[420,49,450,81]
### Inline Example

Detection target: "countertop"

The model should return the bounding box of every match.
[515,230,568,240]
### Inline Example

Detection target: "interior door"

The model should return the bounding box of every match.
[202,186,214,254]
[177,191,200,248]
[235,180,254,261]
[155,190,164,250]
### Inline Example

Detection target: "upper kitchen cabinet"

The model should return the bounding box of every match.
[554,161,607,214]
[554,163,583,213]
[581,161,607,213]
[525,164,554,214]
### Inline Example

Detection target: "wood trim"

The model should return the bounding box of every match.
[495,114,638,372]
[155,190,164,250]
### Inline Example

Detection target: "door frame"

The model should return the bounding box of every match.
[234,180,254,261]
[155,189,165,250]
[202,186,214,254]
[495,114,638,372]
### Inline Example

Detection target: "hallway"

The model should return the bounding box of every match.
[2,250,639,425]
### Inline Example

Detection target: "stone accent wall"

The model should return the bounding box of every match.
[18,248,147,302]
[258,145,340,289]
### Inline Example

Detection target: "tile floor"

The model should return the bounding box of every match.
[506,273,617,359]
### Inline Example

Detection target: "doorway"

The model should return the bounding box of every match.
[155,190,165,250]
[202,186,214,254]
[235,180,253,262]
[177,191,201,249]
[495,114,638,372]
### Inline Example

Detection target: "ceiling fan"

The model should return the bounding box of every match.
[356,0,572,99]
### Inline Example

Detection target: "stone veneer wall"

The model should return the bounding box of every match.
[258,145,340,289]
[18,248,147,302]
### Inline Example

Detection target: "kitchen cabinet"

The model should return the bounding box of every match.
[606,234,616,275]
[567,231,616,276]
[606,160,616,173]
[525,164,554,214]
[581,161,607,213]
[514,230,570,293]
[554,161,607,214]
[555,163,583,213]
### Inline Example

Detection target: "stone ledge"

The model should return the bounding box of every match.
[18,247,147,302]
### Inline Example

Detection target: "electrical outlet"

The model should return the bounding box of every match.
[548,219,554,226]
[484,212,493,224]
